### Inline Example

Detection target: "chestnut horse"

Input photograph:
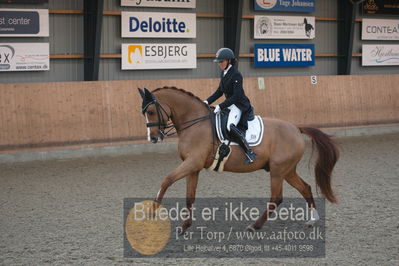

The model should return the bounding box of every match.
[138,87,339,232]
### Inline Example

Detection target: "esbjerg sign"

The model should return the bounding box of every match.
[362,18,399,40]
[254,15,315,39]
[0,9,49,37]
[121,0,195,9]
[121,12,196,38]
[121,43,196,70]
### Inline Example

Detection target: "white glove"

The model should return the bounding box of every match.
[214,105,221,113]
[203,100,208,105]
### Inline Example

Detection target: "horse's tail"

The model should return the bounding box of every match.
[299,127,339,203]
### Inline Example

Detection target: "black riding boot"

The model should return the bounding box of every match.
[229,124,257,164]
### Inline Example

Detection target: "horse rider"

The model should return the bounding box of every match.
[204,47,257,164]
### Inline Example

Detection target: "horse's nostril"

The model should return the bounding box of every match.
[150,137,158,143]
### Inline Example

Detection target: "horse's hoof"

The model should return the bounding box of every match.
[246,225,256,232]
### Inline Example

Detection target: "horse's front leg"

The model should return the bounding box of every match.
[181,171,199,233]
[153,159,201,211]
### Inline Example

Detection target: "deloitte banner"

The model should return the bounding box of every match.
[0,43,49,71]
[122,43,196,70]
[362,19,399,40]
[254,44,314,67]
[121,0,195,8]
[121,12,196,38]
[254,0,315,12]
[254,16,315,39]
[362,45,399,66]
[0,9,49,37]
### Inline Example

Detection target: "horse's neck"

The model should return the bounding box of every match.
[156,91,208,127]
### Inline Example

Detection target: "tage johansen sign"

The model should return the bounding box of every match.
[0,9,48,37]
[362,19,399,40]
[121,0,195,8]
[254,15,315,39]
[121,12,196,38]
[254,44,314,67]
[362,0,399,15]
[0,43,49,71]
[362,44,399,66]
[121,43,196,70]
[254,0,315,13]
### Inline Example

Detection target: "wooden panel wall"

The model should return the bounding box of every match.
[0,74,398,153]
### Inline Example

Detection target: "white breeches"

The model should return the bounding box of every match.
[227,104,242,131]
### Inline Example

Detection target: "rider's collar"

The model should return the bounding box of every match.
[223,64,232,77]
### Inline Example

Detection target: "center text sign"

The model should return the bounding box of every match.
[254,0,315,12]
[0,9,49,37]
[121,0,196,8]
[122,43,196,70]
[254,44,315,67]
[121,12,196,38]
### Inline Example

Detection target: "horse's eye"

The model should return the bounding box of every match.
[147,111,155,116]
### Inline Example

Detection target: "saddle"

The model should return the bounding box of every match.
[207,108,264,172]
[215,108,264,147]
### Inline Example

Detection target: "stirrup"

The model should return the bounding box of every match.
[244,150,257,164]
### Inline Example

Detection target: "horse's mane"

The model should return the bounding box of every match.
[152,86,208,107]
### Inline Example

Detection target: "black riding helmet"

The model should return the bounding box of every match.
[213,47,236,63]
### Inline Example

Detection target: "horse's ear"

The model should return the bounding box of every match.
[144,88,151,95]
[137,88,145,99]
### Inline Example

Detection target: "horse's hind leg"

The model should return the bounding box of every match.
[248,173,284,231]
[285,169,320,226]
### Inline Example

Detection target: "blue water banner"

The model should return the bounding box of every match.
[254,0,315,13]
[254,44,315,67]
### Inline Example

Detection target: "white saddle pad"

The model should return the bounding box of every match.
[215,113,264,147]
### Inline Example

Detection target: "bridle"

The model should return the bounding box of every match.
[142,97,212,139]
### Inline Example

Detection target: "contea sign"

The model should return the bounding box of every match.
[121,43,196,70]
[121,12,196,38]
[362,19,399,40]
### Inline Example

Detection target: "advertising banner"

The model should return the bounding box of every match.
[122,43,196,70]
[121,12,196,38]
[254,44,315,67]
[254,0,315,13]
[362,0,399,15]
[254,15,315,39]
[121,0,195,8]
[0,9,49,37]
[362,44,399,66]
[362,19,399,40]
[0,43,49,71]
